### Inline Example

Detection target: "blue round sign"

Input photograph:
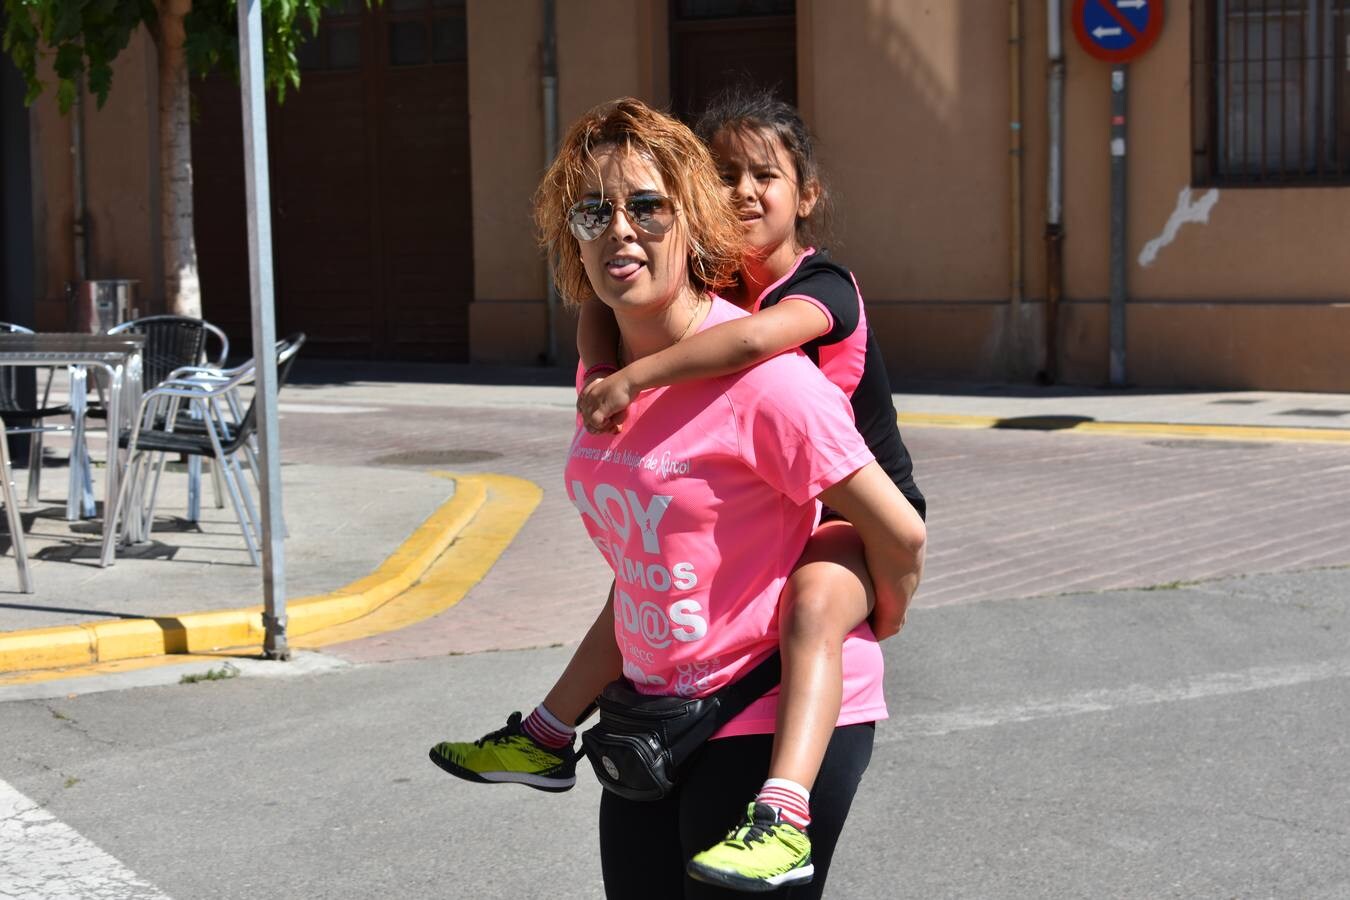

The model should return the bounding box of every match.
[1072,0,1165,63]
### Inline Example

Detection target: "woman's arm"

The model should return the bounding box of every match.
[817,463,927,640]
[579,298,830,432]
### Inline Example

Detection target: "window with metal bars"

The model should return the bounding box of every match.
[1193,0,1350,185]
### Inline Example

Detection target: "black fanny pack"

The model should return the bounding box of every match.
[579,652,780,802]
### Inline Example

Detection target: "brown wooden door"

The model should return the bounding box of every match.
[191,0,471,361]
[670,0,797,122]
[379,0,471,359]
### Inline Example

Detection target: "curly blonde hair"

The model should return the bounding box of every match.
[533,97,745,309]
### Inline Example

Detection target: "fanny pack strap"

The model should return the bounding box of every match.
[715,650,782,717]
[667,650,781,762]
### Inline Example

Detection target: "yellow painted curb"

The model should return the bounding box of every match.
[0,626,94,672]
[898,412,1350,444]
[0,473,539,675]
[899,412,1004,430]
[292,472,541,648]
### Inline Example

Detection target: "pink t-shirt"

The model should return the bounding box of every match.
[753,247,869,401]
[566,296,888,737]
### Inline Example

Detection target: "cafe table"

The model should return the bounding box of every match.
[0,333,144,566]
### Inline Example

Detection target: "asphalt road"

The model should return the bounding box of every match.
[2,564,1347,899]
[3,399,1349,899]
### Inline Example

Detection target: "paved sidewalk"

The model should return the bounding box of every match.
[897,379,1350,429]
[0,458,454,632]
[286,362,1350,430]
[1,361,1346,675]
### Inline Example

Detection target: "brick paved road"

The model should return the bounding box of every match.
[269,381,1350,661]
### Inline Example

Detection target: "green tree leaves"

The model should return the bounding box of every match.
[1,0,352,113]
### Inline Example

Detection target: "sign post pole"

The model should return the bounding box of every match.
[1109,65,1128,386]
[1072,0,1163,388]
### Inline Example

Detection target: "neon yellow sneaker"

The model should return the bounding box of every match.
[686,802,814,892]
[428,712,576,792]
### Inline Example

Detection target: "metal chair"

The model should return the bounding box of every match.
[85,315,230,518]
[0,415,34,593]
[198,320,230,370]
[105,315,210,391]
[109,333,306,566]
[86,315,220,429]
[0,322,73,506]
[135,334,301,530]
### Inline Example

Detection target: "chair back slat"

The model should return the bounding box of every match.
[230,333,306,453]
[111,316,208,388]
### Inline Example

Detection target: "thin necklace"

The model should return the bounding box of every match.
[619,296,706,365]
[673,295,706,344]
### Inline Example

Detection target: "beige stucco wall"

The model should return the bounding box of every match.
[19,2,1350,389]
[804,0,1350,390]
[30,29,159,329]
[1055,2,1350,388]
[467,0,667,365]
[807,0,1012,302]
[803,0,1044,381]
[464,0,547,363]
[1078,4,1350,301]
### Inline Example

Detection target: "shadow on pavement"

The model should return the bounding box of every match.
[991,415,1096,431]
[0,601,149,619]
[288,359,575,389]
[893,377,1241,401]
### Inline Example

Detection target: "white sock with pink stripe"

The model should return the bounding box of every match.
[521,704,574,750]
[756,778,811,831]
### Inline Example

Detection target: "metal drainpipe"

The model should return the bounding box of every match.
[541,0,559,365]
[72,76,89,283]
[1009,0,1024,377]
[1043,0,1065,385]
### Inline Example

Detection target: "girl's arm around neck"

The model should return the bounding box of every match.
[577,297,621,371]
[578,298,830,433]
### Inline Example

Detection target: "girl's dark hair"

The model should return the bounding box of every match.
[693,85,834,249]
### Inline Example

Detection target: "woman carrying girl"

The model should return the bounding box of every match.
[576,88,928,882]
[430,97,926,897]
[579,88,925,523]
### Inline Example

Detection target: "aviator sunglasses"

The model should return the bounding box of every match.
[567,192,677,242]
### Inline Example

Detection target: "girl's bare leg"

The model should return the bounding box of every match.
[542,583,621,726]
[768,520,874,790]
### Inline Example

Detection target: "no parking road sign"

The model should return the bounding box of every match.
[1072,0,1164,63]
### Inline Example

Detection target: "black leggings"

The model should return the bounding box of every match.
[598,723,875,899]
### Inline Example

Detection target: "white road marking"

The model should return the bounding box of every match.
[0,778,171,900]
[880,656,1350,742]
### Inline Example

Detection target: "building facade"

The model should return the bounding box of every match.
[8,0,1350,390]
